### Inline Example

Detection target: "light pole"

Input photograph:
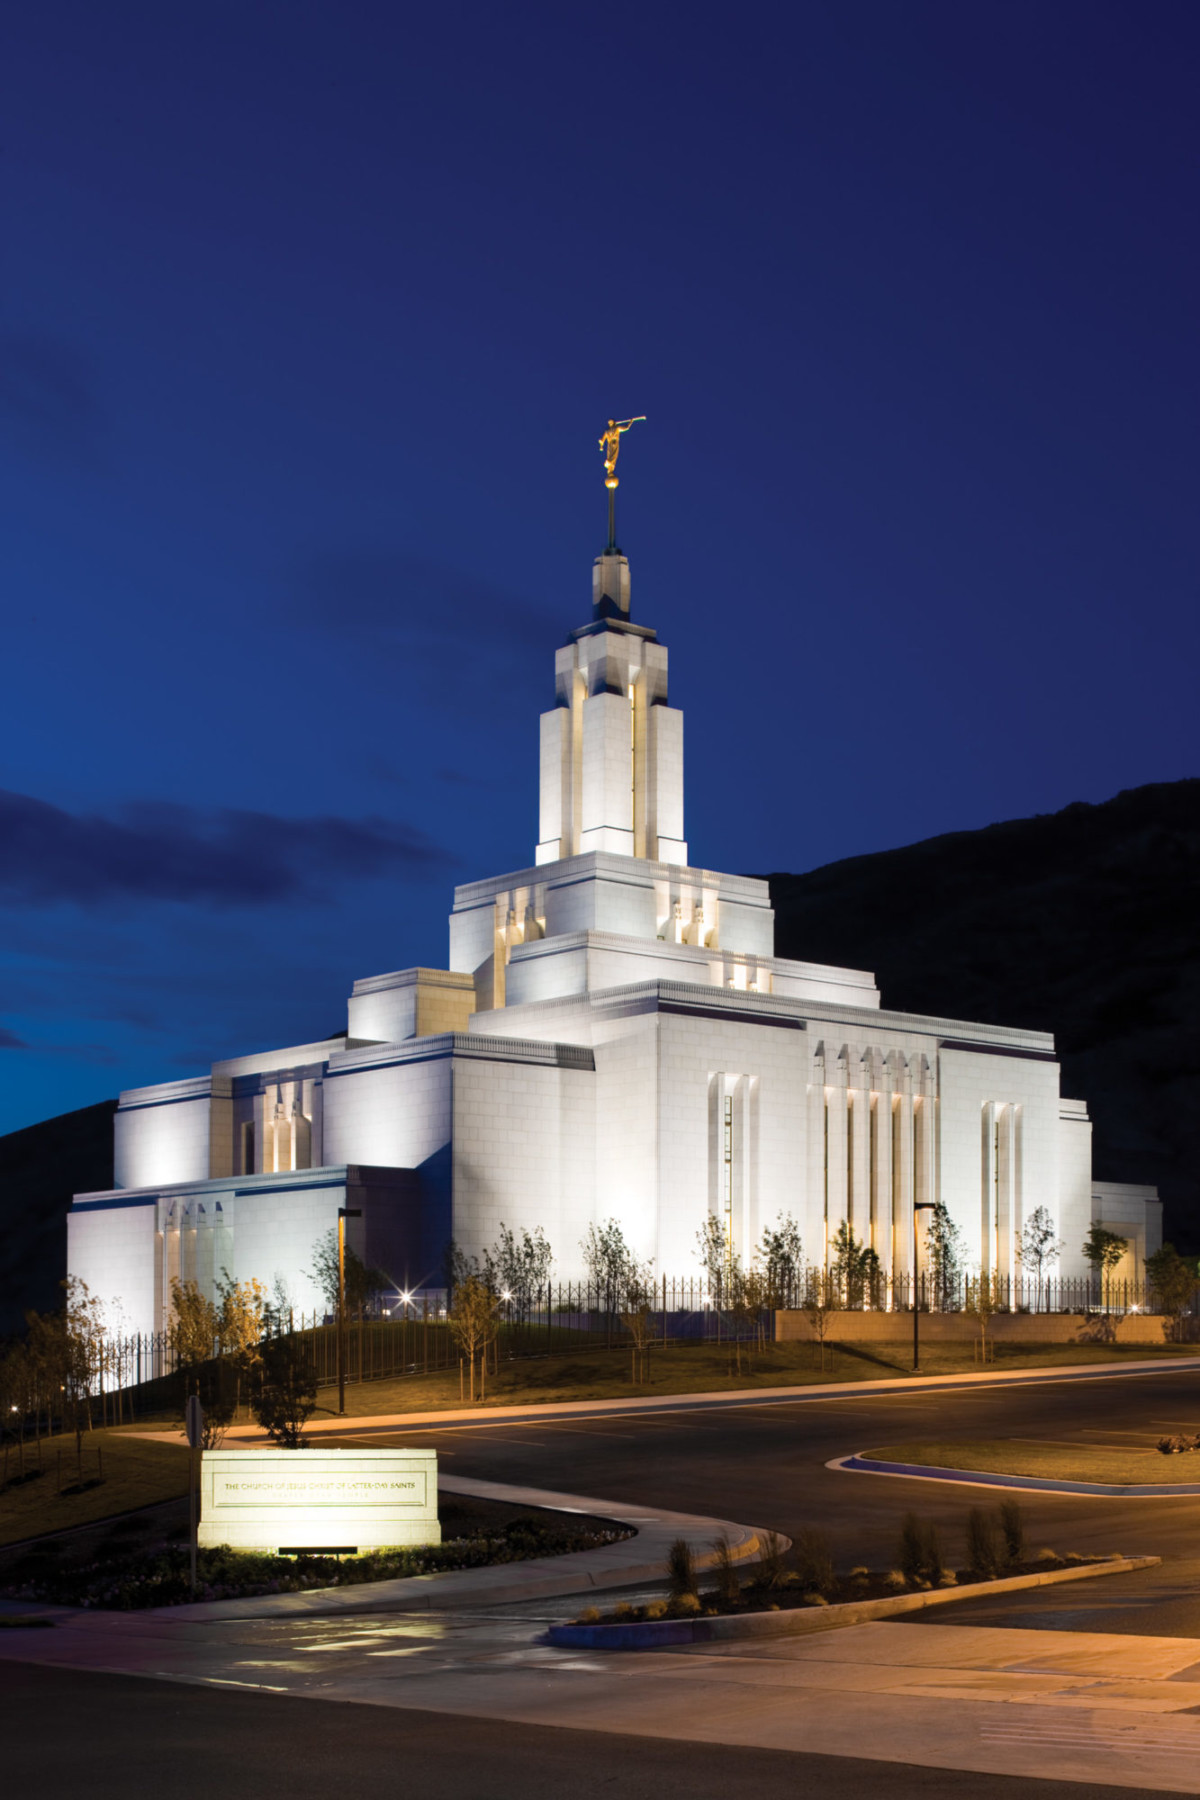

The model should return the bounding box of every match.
[912,1201,936,1372]
[337,1206,363,1416]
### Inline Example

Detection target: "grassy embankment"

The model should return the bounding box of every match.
[311,1336,1200,1420]
[0,1431,190,1547]
[867,1439,1200,1485]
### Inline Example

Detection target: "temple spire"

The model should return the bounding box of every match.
[598,415,645,553]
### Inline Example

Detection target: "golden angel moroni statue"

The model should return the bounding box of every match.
[599,416,646,487]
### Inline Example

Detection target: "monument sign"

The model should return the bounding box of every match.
[198,1447,440,1554]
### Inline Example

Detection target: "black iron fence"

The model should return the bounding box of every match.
[5,1271,1192,1430]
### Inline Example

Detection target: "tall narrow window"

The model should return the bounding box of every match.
[723,1093,734,1253]
[628,682,637,840]
[994,1112,1002,1273]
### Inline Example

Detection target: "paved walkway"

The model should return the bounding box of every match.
[2,1593,1199,1791]
[156,1474,770,1620]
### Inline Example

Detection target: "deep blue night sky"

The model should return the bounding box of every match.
[2,1,1197,1134]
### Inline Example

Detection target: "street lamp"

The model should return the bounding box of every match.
[912,1201,936,1373]
[337,1205,363,1416]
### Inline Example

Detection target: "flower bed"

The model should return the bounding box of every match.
[574,1547,1122,1627]
[1,1512,632,1611]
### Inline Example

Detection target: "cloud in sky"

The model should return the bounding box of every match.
[0,1026,29,1049]
[0,788,455,908]
[293,549,554,649]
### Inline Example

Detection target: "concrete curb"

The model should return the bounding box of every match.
[149,1474,778,1622]
[832,1452,1200,1498]
[546,1554,1161,1650]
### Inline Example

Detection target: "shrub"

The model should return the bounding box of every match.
[253,1334,317,1447]
[965,1508,1002,1579]
[577,1606,600,1623]
[898,1512,942,1586]
[938,1572,958,1587]
[802,1592,829,1606]
[643,1598,667,1620]
[998,1499,1026,1566]
[1035,1546,1058,1562]
[668,1590,701,1617]
[710,1532,742,1606]
[667,1536,697,1598]
[792,1528,834,1596]
[613,1602,635,1621]
[898,1512,926,1586]
[884,1568,907,1591]
[754,1529,789,1592]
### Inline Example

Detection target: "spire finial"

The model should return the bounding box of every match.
[598,416,646,552]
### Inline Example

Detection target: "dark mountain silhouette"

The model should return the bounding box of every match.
[0,1098,115,1334]
[762,779,1200,1249]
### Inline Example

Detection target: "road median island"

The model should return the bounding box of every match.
[548,1554,1161,1650]
[834,1438,1200,1496]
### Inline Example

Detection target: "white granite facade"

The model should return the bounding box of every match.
[69,534,1161,1332]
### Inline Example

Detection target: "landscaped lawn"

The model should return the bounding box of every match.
[0,1430,190,1547]
[865,1439,1200,1485]
[319,1339,1200,1420]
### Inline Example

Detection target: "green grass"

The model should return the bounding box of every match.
[867,1438,1200,1485]
[315,1337,1200,1420]
[0,1430,190,1547]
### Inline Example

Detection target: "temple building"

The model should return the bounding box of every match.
[68,506,1161,1331]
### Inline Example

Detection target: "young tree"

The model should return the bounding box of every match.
[1146,1244,1199,1339]
[619,1258,658,1385]
[924,1203,964,1311]
[62,1276,106,1434]
[963,1269,1004,1363]
[581,1218,638,1343]
[254,1333,318,1447]
[216,1273,267,1416]
[756,1214,804,1311]
[307,1227,383,1318]
[725,1262,768,1372]
[1083,1225,1128,1310]
[483,1222,554,1322]
[1018,1206,1063,1311]
[169,1279,234,1444]
[169,1278,219,1368]
[695,1214,731,1337]
[830,1221,881,1310]
[448,1274,499,1403]
[804,1265,837,1371]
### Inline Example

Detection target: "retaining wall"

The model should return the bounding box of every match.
[775,1309,1182,1344]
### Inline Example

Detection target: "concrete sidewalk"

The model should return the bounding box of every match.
[154,1473,771,1621]
[3,1590,1200,1791]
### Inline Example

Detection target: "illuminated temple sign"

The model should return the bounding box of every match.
[198,1448,439,1554]
[67,437,1161,1325]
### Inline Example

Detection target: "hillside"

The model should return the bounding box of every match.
[0,1098,116,1334]
[764,778,1200,1247]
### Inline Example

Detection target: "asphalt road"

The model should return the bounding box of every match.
[0,1661,1177,1800]
[352,1363,1200,1632]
